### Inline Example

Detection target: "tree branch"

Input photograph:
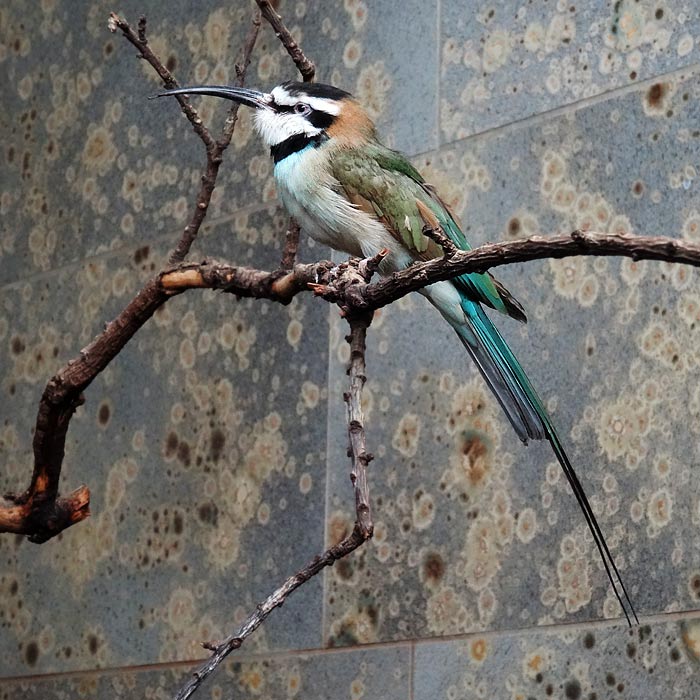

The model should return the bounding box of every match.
[219,10,262,146]
[7,228,697,541]
[254,0,316,82]
[279,219,302,270]
[158,259,333,302]
[360,229,700,310]
[344,313,374,539]
[108,13,216,151]
[253,0,314,270]
[174,531,368,699]
[3,279,169,541]
[157,231,700,313]
[172,311,375,700]
[0,11,262,543]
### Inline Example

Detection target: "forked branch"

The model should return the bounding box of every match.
[109,10,261,265]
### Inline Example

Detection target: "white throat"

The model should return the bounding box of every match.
[253,110,322,147]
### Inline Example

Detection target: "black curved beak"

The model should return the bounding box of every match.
[150,85,273,110]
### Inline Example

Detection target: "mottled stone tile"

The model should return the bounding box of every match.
[2,0,279,284]
[0,209,330,675]
[440,0,700,142]
[415,617,700,699]
[323,67,700,644]
[0,643,410,700]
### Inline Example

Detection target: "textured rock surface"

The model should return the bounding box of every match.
[1,0,700,696]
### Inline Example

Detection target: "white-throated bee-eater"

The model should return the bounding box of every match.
[155,81,637,624]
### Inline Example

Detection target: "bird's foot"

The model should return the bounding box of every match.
[308,282,332,296]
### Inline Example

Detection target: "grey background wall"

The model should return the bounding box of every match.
[2,0,700,697]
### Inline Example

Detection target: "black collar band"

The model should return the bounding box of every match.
[271,133,327,164]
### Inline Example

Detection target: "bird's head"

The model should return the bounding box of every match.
[154,81,375,160]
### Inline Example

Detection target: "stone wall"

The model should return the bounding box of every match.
[2,0,700,697]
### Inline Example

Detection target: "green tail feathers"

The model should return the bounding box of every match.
[455,299,638,625]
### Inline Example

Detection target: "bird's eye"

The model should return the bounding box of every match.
[294,102,311,115]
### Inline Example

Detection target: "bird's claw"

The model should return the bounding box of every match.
[308,282,331,295]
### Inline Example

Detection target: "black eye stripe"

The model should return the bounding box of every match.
[307,110,335,130]
[273,101,294,113]
[271,100,336,130]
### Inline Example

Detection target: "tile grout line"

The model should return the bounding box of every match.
[409,639,416,700]
[414,59,700,160]
[0,199,278,294]
[3,607,700,685]
[435,0,442,151]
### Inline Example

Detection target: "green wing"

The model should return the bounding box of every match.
[331,144,525,321]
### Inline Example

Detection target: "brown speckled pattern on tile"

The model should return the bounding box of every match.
[2,0,700,696]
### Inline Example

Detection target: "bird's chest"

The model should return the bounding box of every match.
[273,148,397,263]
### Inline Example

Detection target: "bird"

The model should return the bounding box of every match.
[154,80,637,625]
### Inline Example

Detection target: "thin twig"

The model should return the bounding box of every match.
[280,219,302,269]
[174,529,367,699]
[344,314,374,538]
[422,224,459,257]
[109,11,261,266]
[255,0,313,269]
[415,199,459,257]
[168,13,261,265]
[109,13,216,151]
[255,0,315,81]
[219,9,262,146]
[173,311,374,700]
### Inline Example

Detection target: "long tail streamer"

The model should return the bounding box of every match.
[455,301,638,625]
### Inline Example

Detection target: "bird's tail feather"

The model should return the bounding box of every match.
[453,301,638,625]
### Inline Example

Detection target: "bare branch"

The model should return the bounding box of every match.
[255,0,315,271]
[110,11,261,265]
[360,230,700,310]
[174,528,367,699]
[109,13,216,151]
[344,314,374,539]
[159,259,332,303]
[167,14,261,265]
[415,199,458,257]
[1,278,169,541]
[0,10,263,543]
[255,0,316,82]
[280,219,302,270]
[219,9,262,146]
[7,228,693,541]
[422,223,459,257]
[158,231,700,314]
[0,487,90,543]
[173,309,375,700]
